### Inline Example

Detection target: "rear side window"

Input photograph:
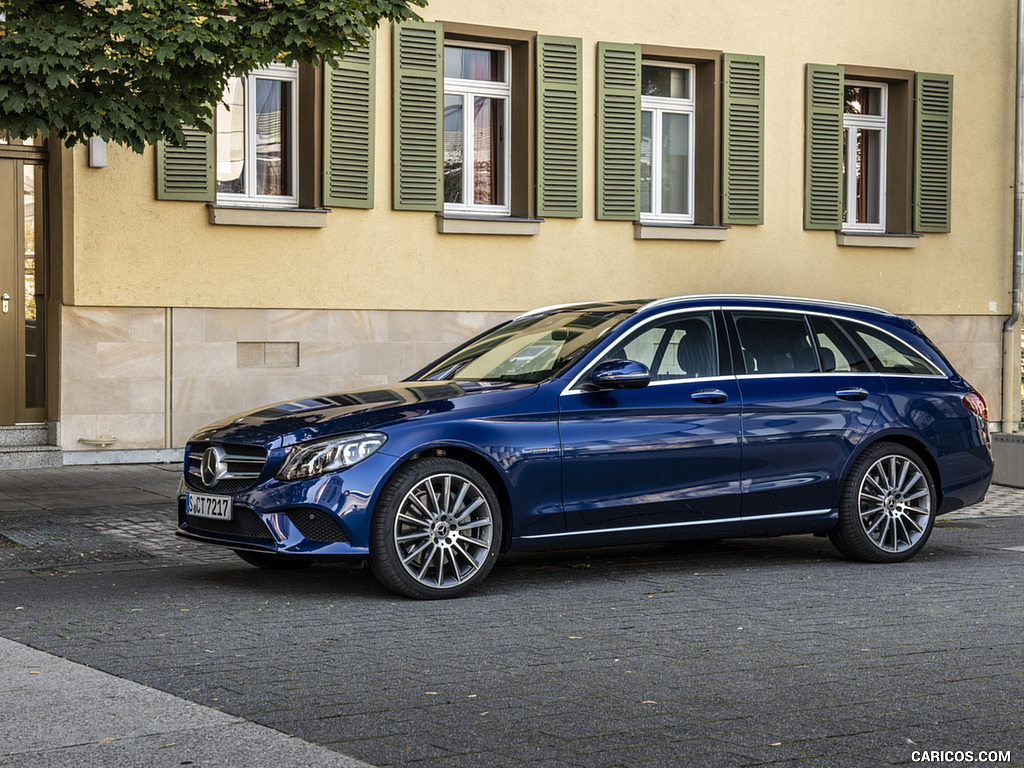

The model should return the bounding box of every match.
[732,312,818,374]
[838,320,940,375]
[808,316,872,373]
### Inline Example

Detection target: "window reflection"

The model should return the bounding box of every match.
[216,79,246,195]
[473,96,504,206]
[23,164,46,410]
[661,112,690,216]
[443,95,465,204]
[445,47,504,82]
[255,79,290,196]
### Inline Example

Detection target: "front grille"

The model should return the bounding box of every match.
[186,442,267,493]
[185,507,274,544]
[285,508,350,543]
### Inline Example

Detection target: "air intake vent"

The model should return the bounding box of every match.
[285,508,350,543]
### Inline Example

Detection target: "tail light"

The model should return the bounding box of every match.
[962,391,989,422]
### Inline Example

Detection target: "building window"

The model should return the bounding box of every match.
[443,42,511,216]
[596,44,762,227]
[805,65,952,235]
[843,82,887,232]
[216,63,299,207]
[640,62,696,224]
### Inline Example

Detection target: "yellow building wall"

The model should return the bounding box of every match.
[67,0,1014,319]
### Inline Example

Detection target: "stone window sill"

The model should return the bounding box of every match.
[208,205,329,228]
[836,231,921,248]
[436,214,542,236]
[633,223,729,241]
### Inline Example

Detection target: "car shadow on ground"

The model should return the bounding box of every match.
[183,531,986,602]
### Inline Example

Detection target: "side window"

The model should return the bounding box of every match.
[808,315,872,373]
[838,321,939,375]
[733,312,818,374]
[603,313,718,381]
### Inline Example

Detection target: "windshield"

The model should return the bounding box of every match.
[415,310,632,383]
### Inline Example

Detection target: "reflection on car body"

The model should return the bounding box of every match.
[177,296,993,599]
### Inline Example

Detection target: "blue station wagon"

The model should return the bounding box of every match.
[177,296,994,598]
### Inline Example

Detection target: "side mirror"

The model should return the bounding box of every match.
[587,359,651,390]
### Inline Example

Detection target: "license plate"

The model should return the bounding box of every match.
[187,492,232,520]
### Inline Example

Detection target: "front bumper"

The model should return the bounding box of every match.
[176,450,403,561]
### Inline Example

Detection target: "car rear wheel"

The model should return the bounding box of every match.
[370,457,501,599]
[233,550,311,570]
[829,443,936,563]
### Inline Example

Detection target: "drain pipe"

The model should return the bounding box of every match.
[1001,0,1024,433]
[165,307,173,449]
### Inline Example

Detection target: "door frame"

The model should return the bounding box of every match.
[1,139,51,426]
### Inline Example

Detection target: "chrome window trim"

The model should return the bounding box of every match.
[734,371,945,381]
[559,306,723,396]
[519,508,831,540]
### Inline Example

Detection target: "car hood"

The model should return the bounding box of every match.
[189,380,540,448]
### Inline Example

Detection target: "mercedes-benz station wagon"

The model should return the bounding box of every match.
[177,296,994,599]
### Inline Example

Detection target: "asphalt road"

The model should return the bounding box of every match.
[1,465,1023,767]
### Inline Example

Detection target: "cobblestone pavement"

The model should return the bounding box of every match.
[0,465,1022,767]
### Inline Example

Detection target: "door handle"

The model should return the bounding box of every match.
[1,293,8,314]
[836,387,869,401]
[691,388,728,404]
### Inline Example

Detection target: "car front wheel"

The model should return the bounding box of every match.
[829,443,937,563]
[370,457,501,599]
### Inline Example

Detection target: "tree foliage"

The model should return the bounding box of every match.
[0,0,424,152]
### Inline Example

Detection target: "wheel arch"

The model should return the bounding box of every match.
[842,432,943,509]
[392,444,515,551]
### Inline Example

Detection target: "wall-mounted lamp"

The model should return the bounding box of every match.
[88,136,107,168]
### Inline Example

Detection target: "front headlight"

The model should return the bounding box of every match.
[277,432,388,481]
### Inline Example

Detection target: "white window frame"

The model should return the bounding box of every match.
[842,81,887,233]
[443,41,512,217]
[640,61,696,225]
[216,62,299,208]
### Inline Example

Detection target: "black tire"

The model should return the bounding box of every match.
[233,549,312,570]
[828,442,936,563]
[370,457,502,599]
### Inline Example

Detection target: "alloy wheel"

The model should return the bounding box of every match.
[392,472,495,590]
[856,453,932,554]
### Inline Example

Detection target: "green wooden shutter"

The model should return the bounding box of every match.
[323,37,376,209]
[155,126,213,202]
[722,53,765,226]
[803,64,844,230]
[914,73,953,233]
[596,42,640,221]
[391,21,442,211]
[536,35,583,218]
